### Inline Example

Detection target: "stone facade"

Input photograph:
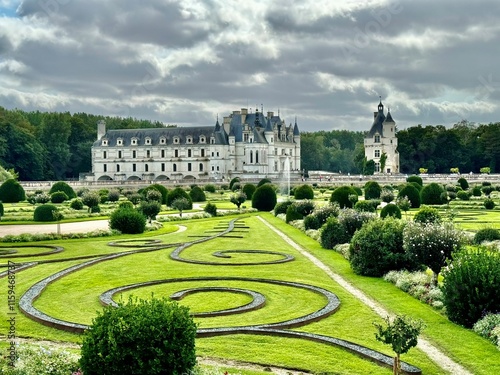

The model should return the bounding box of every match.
[364,100,400,174]
[89,108,300,182]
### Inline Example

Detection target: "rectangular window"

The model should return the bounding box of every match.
[201,149,205,157]
[244,134,249,142]
[118,151,122,159]
[188,163,192,172]
[216,152,219,157]
[133,164,136,172]
[103,151,107,159]
[103,164,107,172]
[175,150,179,157]
[145,164,149,172]
[161,163,165,172]
[161,149,165,158]
[116,164,120,172]
[375,135,380,143]
[375,150,381,158]
[146,150,151,158]
[188,149,192,157]
[211,166,214,171]
[132,150,137,159]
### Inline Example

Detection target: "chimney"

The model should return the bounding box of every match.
[267,111,274,118]
[97,120,106,140]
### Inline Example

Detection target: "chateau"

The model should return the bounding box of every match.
[90,107,301,182]
[364,100,400,173]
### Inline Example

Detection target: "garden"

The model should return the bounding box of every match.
[0,176,499,374]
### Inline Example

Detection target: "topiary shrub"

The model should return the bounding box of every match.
[274,200,293,216]
[482,181,492,186]
[242,183,256,200]
[338,209,375,240]
[304,214,321,230]
[442,249,500,328]
[204,184,216,193]
[49,181,76,199]
[457,177,469,190]
[167,187,192,209]
[364,181,381,200]
[330,186,358,208]
[484,198,495,209]
[70,198,84,210]
[286,205,303,223]
[482,186,494,197]
[91,205,101,213]
[118,201,134,210]
[82,192,101,212]
[139,201,162,223]
[420,183,446,205]
[189,186,206,202]
[33,204,60,222]
[352,186,363,196]
[294,184,314,200]
[229,177,241,190]
[354,200,376,212]
[397,184,421,208]
[231,182,241,191]
[107,190,120,202]
[252,184,277,211]
[413,206,442,224]
[204,202,217,216]
[380,204,402,219]
[349,218,419,277]
[142,184,168,204]
[292,200,315,217]
[257,178,272,187]
[472,186,482,197]
[109,207,146,234]
[0,179,25,203]
[457,190,470,201]
[80,296,197,375]
[314,203,340,224]
[407,175,423,186]
[50,191,69,204]
[473,228,500,244]
[320,217,349,249]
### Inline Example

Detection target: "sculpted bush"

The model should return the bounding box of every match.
[34,204,61,222]
[330,186,358,208]
[109,207,146,234]
[0,179,25,203]
[252,184,277,211]
[49,181,76,199]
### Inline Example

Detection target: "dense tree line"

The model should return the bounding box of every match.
[0,107,165,180]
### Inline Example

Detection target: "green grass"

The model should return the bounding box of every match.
[0,212,499,374]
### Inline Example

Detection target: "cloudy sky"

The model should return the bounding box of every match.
[1,0,500,132]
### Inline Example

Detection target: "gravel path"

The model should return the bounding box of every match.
[0,220,110,237]
[258,216,473,375]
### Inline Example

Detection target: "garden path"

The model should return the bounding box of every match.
[258,216,473,375]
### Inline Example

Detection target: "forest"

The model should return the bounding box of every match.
[1,106,500,180]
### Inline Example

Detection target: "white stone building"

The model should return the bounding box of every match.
[364,100,400,173]
[90,107,301,182]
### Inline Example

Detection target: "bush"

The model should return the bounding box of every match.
[231,182,241,191]
[68,198,83,210]
[413,206,442,224]
[229,177,240,190]
[364,181,381,200]
[420,183,446,205]
[204,202,217,216]
[91,205,101,213]
[294,184,314,200]
[457,177,469,190]
[189,186,206,202]
[80,297,197,375]
[50,191,69,203]
[330,186,358,208]
[82,191,101,212]
[380,204,402,219]
[0,179,25,203]
[252,184,277,211]
[397,184,421,208]
[314,203,340,224]
[354,200,376,212]
[292,200,315,216]
[380,189,395,203]
[119,201,134,210]
[484,198,495,209]
[286,205,303,223]
[482,186,494,196]
[338,208,375,238]
[139,201,162,222]
[472,186,482,196]
[274,200,293,216]
[49,181,76,199]
[257,178,272,187]
[349,218,419,276]
[204,184,216,193]
[473,313,500,344]
[407,175,423,186]
[109,207,147,234]
[242,183,256,200]
[352,186,363,196]
[320,217,349,249]
[473,228,500,244]
[147,184,169,204]
[304,214,321,230]
[107,190,120,202]
[482,181,492,186]
[33,204,60,222]
[442,249,500,327]
[167,187,192,209]
[457,190,470,200]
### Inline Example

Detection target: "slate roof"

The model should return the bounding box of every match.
[368,100,387,137]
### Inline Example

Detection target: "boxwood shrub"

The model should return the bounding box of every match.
[380,204,402,219]
[294,184,314,200]
[397,184,421,208]
[33,204,60,222]
[330,186,358,208]
[0,179,25,203]
[420,182,446,205]
[252,184,277,211]
[189,186,206,202]
[49,181,76,199]
[50,191,69,204]
[109,207,146,234]
[473,228,500,244]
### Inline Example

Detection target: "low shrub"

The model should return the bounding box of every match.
[380,204,402,219]
[70,198,84,210]
[293,199,315,216]
[320,217,349,249]
[189,186,206,202]
[484,198,495,209]
[50,191,69,204]
[330,186,358,208]
[442,248,500,328]
[80,297,197,375]
[49,181,76,199]
[91,205,101,213]
[304,214,321,230]
[472,186,482,196]
[338,209,375,239]
[457,190,470,200]
[413,206,442,224]
[107,190,120,202]
[252,184,277,211]
[313,203,340,224]
[473,228,500,244]
[294,184,314,200]
[33,204,61,222]
[204,184,216,193]
[482,186,494,196]
[472,313,500,345]
[354,200,376,212]
[286,205,303,223]
[420,182,446,205]
[118,201,134,210]
[274,200,293,216]
[109,207,146,234]
[380,189,394,203]
[204,202,217,216]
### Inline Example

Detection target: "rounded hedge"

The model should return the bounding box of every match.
[354,200,376,212]
[252,184,277,211]
[189,186,206,202]
[33,204,60,222]
[229,177,240,190]
[442,249,500,328]
[0,179,26,203]
[286,204,303,223]
[397,184,421,208]
[257,178,272,187]
[204,184,216,193]
[364,181,381,200]
[304,214,321,230]
[109,207,146,234]
[457,190,470,201]
[320,217,349,249]
[242,183,256,200]
[204,202,217,216]
[330,186,358,208]
[80,297,197,375]
[472,186,482,197]
[473,228,500,244]
[49,181,76,199]
[380,204,402,219]
[457,177,469,190]
[420,183,446,205]
[274,200,293,216]
[167,187,192,209]
[294,184,314,200]
[407,175,423,186]
[413,206,442,224]
[484,198,495,209]
[107,190,120,202]
[70,198,84,210]
[50,191,69,204]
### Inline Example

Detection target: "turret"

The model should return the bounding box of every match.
[97,120,106,140]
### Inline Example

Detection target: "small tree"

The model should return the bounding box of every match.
[374,315,425,375]
[82,192,100,213]
[242,183,256,200]
[145,189,163,203]
[379,152,388,173]
[171,197,191,217]
[167,187,192,209]
[204,202,217,216]
[396,196,411,218]
[139,201,162,223]
[230,192,247,210]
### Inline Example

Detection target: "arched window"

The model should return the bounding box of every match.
[250,150,253,164]
[199,163,204,171]
[255,150,259,164]
[116,164,120,172]
[173,163,177,172]
[145,164,149,172]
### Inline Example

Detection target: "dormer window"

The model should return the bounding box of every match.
[186,136,193,144]
[199,136,205,143]
[117,138,123,146]
[374,135,380,143]
[145,137,151,145]
[173,137,179,144]
[102,139,108,146]
[159,137,166,145]
[131,138,138,146]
